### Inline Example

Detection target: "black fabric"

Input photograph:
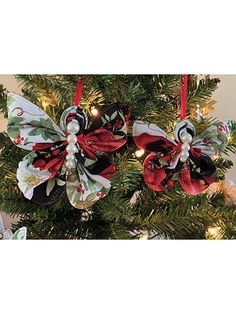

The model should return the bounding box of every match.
[146,139,174,154]
[189,154,216,179]
[31,174,66,205]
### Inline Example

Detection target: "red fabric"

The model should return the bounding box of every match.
[142,147,215,195]
[66,112,77,123]
[32,141,67,178]
[77,128,126,160]
[143,153,167,191]
[32,143,55,151]
[179,167,215,195]
[134,133,181,163]
[33,155,66,178]
[143,152,178,191]
[125,112,130,132]
[99,163,116,180]
[73,81,84,106]
[143,152,215,194]
[190,146,201,159]
[180,74,188,120]
[133,133,176,152]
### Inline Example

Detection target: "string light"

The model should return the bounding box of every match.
[42,100,48,110]
[139,232,149,240]
[206,225,223,240]
[207,226,221,236]
[196,104,202,122]
[212,155,219,161]
[91,106,99,116]
[135,149,145,158]
[228,135,233,144]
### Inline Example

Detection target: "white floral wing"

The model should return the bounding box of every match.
[192,123,230,156]
[66,162,111,209]
[7,93,66,150]
[0,229,13,240]
[11,227,27,240]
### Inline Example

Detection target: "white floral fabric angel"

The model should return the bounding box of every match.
[7,93,129,209]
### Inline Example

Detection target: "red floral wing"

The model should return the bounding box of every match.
[87,103,129,140]
[133,121,177,154]
[77,128,126,160]
[77,103,129,159]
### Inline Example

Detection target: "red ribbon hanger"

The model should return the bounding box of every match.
[74,76,189,118]
[73,80,84,106]
[180,74,188,120]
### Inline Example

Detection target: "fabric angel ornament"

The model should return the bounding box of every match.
[133,119,230,195]
[7,86,129,209]
[133,75,231,195]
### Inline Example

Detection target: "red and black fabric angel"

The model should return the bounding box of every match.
[133,75,230,195]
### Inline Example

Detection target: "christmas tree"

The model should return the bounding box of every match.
[0,75,235,239]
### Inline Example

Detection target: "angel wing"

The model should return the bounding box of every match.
[133,121,181,168]
[7,93,67,204]
[179,122,230,195]
[7,93,66,150]
[192,123,229,156]
[133,121,181,191]
[133,121,176,150]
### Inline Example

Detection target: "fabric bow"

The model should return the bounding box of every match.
[7,93,129,208]
[133,120,230,195]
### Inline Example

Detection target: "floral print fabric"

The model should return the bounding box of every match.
[133,120,230,195]
[7,93,129,208]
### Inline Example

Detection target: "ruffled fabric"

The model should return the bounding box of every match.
[133,120,229,195]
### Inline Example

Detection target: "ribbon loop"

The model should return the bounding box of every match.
[180,74,188,120]
[73,81,84,106]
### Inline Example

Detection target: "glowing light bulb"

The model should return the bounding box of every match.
[91,106,98,116]
[228,135,233,143]
[212,155,219,161]
[135,149,145,158]
[206,225,223,240]
[139,233,149,240]
[207,226,221,236]
[42,100,48,110]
